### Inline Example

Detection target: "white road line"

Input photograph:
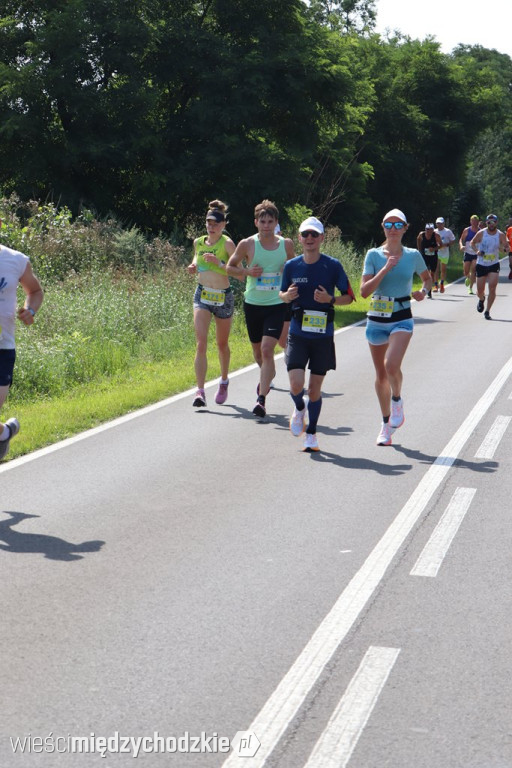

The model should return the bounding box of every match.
[304,646,400,768]
[410,487,476,578]
[474,415,511,459]
[222,355,512,768]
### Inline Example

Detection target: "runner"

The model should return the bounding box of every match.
[227,200,294,417]
[433,217,455,293]
[279,216,355,452]
[0,223,44,460]
[416,223,441,298]
[470,213,507,320]
[506,216,512,280]
[459,214,480,294]
[360,208,431,446]
[187,200,236,408]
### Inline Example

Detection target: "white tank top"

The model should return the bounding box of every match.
[477,230,501,267]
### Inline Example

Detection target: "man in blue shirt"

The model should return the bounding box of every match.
[279,217,354,452]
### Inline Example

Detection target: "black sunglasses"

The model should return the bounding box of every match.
[301,231,321,238]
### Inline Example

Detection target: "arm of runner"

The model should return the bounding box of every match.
[470,231,483,253]
[18,262,43,325]
[226,238,262,279]
[411,268,432,302]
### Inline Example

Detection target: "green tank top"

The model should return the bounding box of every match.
[195,235,230,276]
[244,235,287,306]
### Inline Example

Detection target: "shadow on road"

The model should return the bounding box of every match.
[307,451,412,475]
[392,445,497,473]
[0,511,105,561]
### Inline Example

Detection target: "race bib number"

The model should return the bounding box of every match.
[200,288,225,306]
[424,248,436,255]
[368,294,394,318]
[302,310,327,334]
[256,272,281,291]
[482,253,496,262]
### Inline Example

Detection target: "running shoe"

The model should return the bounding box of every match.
[468,285,473,295]
[484,310,492,320]
[389,397,404,429]
[0,418,20,461]
[477,299,485,313]
[215,380,229,405]
[252,396,266,418]
[432,283,439,293]
[376,422,393,446]
[303,433,319,452]
[192,389,206,407]
[465,277,470,287]
[439,282,445,293]
[289,406,306,436]
[427,290,432,299]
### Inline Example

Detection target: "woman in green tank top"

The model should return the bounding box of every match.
[186,200,236,408]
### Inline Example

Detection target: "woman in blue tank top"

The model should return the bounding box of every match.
[360,209,431,446]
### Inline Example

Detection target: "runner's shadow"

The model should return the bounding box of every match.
[392,446,497,473]
[0,512,105,561]
[307,451,412,475]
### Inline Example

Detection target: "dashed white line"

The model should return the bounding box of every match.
[410,487,476,578]
[304,646,400,768]
[222,356,512,768]
[475,415,511,459]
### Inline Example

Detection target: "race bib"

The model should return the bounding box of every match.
[200,287,225,306]
[368,294,394,318]
[256,272,281,291]
[482,253,496,262]
[302,310,327,334]
[424,248,436,255]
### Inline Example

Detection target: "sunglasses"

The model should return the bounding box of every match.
[301,231,321,238]
[383,221,406,230]
[486,217,497,222]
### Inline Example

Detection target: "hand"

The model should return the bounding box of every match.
[247,264,263,277]
[385,254,401,271]
[187,263,197,275]
[17,306,35,325]
[202,252,217,265]
[412,290,426,302]
[286,283,299,302]
[314,284,331,304]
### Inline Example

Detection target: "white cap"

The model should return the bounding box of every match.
[274,224,281,234]
[436,217,445,224]
[382,208,407,223]
[425,223,435,229]
[299,216,324,234]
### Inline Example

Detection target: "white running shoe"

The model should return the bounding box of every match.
[289,406,306,436]
[303,433,319,452]
[389,397,404,429]
[376,421,393,446]
[0,417,20,461]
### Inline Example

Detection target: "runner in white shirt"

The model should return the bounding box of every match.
[433,216,455,293]
[0,224,44,460]
[470,213,507,320]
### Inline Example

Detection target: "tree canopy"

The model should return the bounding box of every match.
[0,0,510,242]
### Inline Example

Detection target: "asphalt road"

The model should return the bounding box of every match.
[1,270,512,767]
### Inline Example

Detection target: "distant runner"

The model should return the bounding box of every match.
[470,213,507,320]
[459,214,480,295]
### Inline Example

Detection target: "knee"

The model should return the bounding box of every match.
[196,339,208,355]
